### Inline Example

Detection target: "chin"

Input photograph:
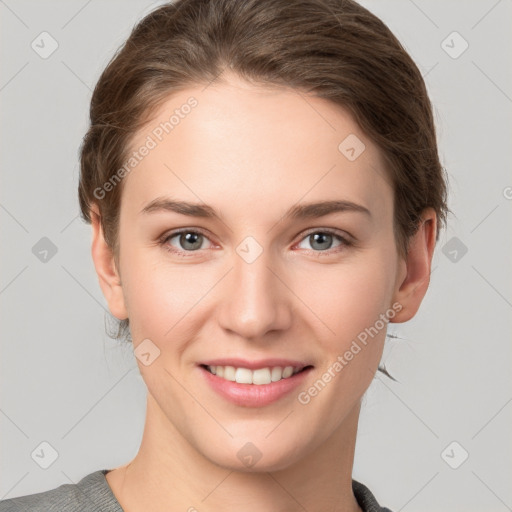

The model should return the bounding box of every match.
[198,437,307,473]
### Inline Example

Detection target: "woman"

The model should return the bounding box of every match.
[0,0,447,510]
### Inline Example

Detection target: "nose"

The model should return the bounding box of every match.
[217,242,293,341]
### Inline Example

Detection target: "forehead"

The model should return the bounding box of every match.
[122,74,393,222]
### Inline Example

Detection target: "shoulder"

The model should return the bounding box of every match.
[0,470,123,512]
[352,479,394,512]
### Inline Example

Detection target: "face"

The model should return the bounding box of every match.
[94,73,428,473]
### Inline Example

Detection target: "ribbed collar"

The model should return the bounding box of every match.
[76,470,392,512]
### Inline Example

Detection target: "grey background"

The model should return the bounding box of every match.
[1,0,511,510]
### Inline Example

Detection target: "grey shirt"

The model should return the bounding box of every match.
[0,470,393,511]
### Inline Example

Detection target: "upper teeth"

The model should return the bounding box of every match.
[207,365,301,385]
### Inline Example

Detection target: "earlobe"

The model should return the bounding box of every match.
[90,205,128,320]
[390,208,437,323]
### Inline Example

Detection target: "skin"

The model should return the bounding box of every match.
[90,72,437,512]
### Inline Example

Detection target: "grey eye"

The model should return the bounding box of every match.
[168,231,209,251]
[297,232,344,252]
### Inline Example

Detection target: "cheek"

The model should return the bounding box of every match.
[122,259,203,339]
[118,236,225,349]
[298,258,396,409]
[294,255,397,345]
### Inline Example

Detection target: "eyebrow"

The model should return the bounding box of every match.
[140,197,371,220]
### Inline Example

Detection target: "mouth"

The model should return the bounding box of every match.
[199,363,313,385]
[197,359,314,407]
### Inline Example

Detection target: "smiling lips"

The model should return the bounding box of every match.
[198,358,313,407]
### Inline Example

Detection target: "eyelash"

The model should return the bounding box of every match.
[158,227,353,258]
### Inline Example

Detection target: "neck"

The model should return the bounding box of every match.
[106,394,363,512]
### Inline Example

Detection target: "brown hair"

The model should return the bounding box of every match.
[79,0,448,345]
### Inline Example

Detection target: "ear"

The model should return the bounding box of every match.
[90,205,128,320]
[390,208,437,323]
